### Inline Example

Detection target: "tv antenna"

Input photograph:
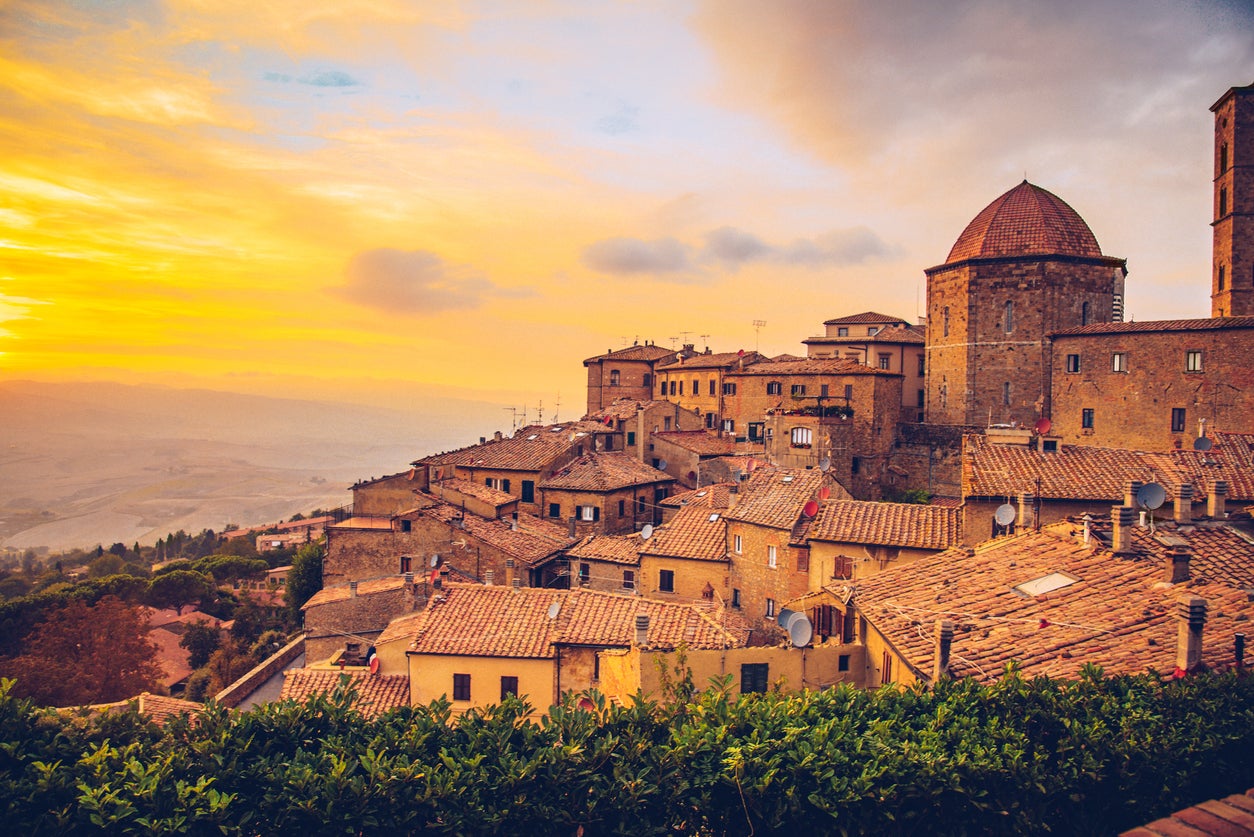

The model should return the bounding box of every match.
[503,406,523,429]
[752,319,767,352]
[699,333,710,350]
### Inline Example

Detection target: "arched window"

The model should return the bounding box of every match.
[790,427,812,448]
[1081,301,1091,326]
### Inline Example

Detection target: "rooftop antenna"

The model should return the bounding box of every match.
[553,393,561,424]
[503,406,522,430]
[752,319,766,352]
[668,336,678,350]
[699,333,710,351]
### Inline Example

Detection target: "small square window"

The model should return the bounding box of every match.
[733,534,742,554]
[1081,408,1094,429]
[623,570,635,590]
[1171,407,1186,433]
[1112,352,1126,372]
[500,676,518,700]
[453,673,471,701]
[659,569,674,593]
[549,503,561,519]
[838,654,850,672]
[765,598,776,618]
[741,662,769,694]
[767,545,777,569]
[1066,354,1081,373]
[837,327,848,337]
[791,384,807,396]
[1185,350,1203,372]
[766,381,782,395]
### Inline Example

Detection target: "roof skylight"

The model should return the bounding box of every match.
[1012,572,1079,597]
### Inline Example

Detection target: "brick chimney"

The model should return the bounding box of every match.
[1017,492,1034,529]
[1173,483,1193,524]
[484,569,495,586]
[505,558,515,588]
[1165,544,1191,584]
[349,580,358,598]
[1111,505,1136,554]
[1176,597,1208,673]
[512,577,521,590]
[1124,480,1143,508]
[1209,480,1228,519]
[635,614,650,647]
[932,619,954,681]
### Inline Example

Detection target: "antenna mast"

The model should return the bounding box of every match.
[752,319,767,352]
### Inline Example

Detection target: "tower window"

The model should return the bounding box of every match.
[1220,187,1228,218]
[1004,300,1014,333]
[942,307,950,337]
[1221,142,1229,172]
[1081,301,1091,326]
[1219,265,1226,291]
[1002,382,1011,406]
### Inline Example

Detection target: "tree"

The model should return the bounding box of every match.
[146,570,211,615]
[87,553,126,579]
[193,555,268,585]
[285,540,323,618]
[179,622,221,669]
[0,595,161,706]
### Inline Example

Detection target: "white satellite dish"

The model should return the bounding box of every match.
[1136,482,1166,510]
[818,458,831,472]
[994,503,1016,527]
[547,602,561,620]
[640,523,654,540]
[777,608,813,647]
[429,554,442,568]
[658,459,669,470]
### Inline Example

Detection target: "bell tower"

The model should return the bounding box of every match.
[1211,82,1254,318]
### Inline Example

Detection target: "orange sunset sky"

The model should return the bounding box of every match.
[1,1,1251,415]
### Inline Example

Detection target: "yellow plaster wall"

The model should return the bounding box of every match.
[408,654,556,715]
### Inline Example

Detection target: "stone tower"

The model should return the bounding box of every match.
[1211,82,1254,318]
[924,181,1127,427]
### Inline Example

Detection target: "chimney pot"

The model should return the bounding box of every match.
[1173,483,1194,524]
[1176,596,1208,673]
[932,619,954,681]
[512,577,521,590]
[1111,505,1136,554]
[349,580,358,598]
[1166,544,1191,584]
[1124,480,1143,508]
[1017,492,1034,529]
[403,571,414,584]
[484,569,495,585]
[635,613,650,647]
[1209,480,1228,519]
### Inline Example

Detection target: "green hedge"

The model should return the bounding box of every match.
[1,666,1251,835]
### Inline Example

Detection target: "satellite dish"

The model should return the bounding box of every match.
[547,602,561,620]
[994,503,1016,526]
[818,457,831,472]
[687,470,697,481]
[1194,436,1213,451]
[778,608,797,629]
[658,459,669,470]
[577,696,595,711]
[429,554,442,568]
[1034,417,1052,435]
[367,648,379,674]
[776,609,813,647]
[802,500,819,518]
[818,486,831,500]
[640,523,654,540]
[747,459,757,472]
[737,349,745,357]
[1136,482,1166,510]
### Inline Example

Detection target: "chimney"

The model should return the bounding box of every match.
[484,569,495,586]
[1111,505,1136,554]
[494,431,503,442]
[568,517,577,537]
[505,557,515,588]
[1176,596,1207,673]
[349,580,358,598]
[1173,483,1194,524]
[1124,480,1143,509]
[511,577,521,591]
[403,571,414,584]
[1236,633,1246,668]
[1017,492,1034,529]
[1165,544,1191,584]
[1209,480,1228,519]
[932,619,954,681]
[635,613,650,647]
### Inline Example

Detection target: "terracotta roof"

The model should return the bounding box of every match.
[586,397,665,421]
[728,357,896,376]
[642,503,730,562]
[137,693,202,725]
[415,422,605,471]
[652,431,736,456]
[771,353,807,362]
[964,433,1254,503]
[435,478,516,507]
[1052,316,1254,337]
[870,324,926,344]
[724,468,825,529]
[808,501,962,550]
[661,483,735,508]
[280,669,410,718]
[566,533,643,565]
[303,576,408,610]
[376,610,427,646]
[406,584,742,658]
[822,312,910,326]
[945,181,1105,264]
[148,627,195,688]
[846,521,1254,683]
[539,451,675,492]
[1122,788,1254,837]
[420,502,571,566]
[583,343,675,364]
[656,350,765,371]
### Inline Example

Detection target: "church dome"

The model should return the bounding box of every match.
[946,181,1103,263]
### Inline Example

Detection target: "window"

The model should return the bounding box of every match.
[399,555,411,574]
[942,307,950,337]
[626,431,635,446]
[705,412,715,429]
[1186,350,1203,372]
[881,652,893,685]
[837,327,849,336]
[623,570,635,590]
[668,380,676,396]
[797,550,809,572]
[721,419,735,433]
[1171,407,1186,433]
[867,326,879,336]
[844,383,853,400]
[1081,301,1091,326]
[501,478,511,493]
[917,355,925,375]
[618,499,626,516]
[678,381,684,396]
[1081,408,1094,429]
[1220,187,1228,218]
[733,534,742,554]
[400,519,412,533]
[741,663,769,694]
[766,381,782,395]
[1221,142,1229,172]
[877,353,891,370]
[833,555,854,580]
[659,569,674,593]
[453,673,471,701]
[609,370,620,386]
[521,480,535,502]
[500,676,518,700]
[1112,353,1126,373]
[549,503,561,519]
[917,389,925,408]
[731,588,741,608]
[722,382,736,395]
[1219,265,1226,292]
[851,456,861,474]
[767,545,777,569]
[1002,381,1011,406]
[636,496,646,513]
[579,563,590,585]
[790,427,812,448]
[1004,300,1014,332]
[664,417,672,431]
[838,655,850,672]
[485,477,493,488]
[642,373,651,388]
[1066,354,1081,373]
[765,598,776,618]
[791,384,807,396]
[747,422,763,441]
[579,505,599,522]
[709,379,716,396]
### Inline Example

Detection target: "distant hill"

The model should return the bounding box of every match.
[0,381,509,552]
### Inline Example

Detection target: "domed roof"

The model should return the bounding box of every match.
[946,181,1103,263]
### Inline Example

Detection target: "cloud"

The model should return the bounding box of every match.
[778,227,895,266]
[300,70,360,88]
[702,226,771,265]
[582,236,693,275]
[596,100,639,135]
[334,248,531,314]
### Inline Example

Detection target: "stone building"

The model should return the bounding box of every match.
[536,451,675,536]
[583,397,705,462]
[925,180,1128,428]
[583,342,674,414]
[1212,82,1254,318]
[803,312,927,422]
[653,347,766,430]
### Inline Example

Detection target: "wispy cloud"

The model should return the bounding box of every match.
[333,248,532,314]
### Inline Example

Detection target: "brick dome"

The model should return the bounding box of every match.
[946,181,1103,263]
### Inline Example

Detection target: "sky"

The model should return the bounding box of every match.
[1,0,1251,418]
